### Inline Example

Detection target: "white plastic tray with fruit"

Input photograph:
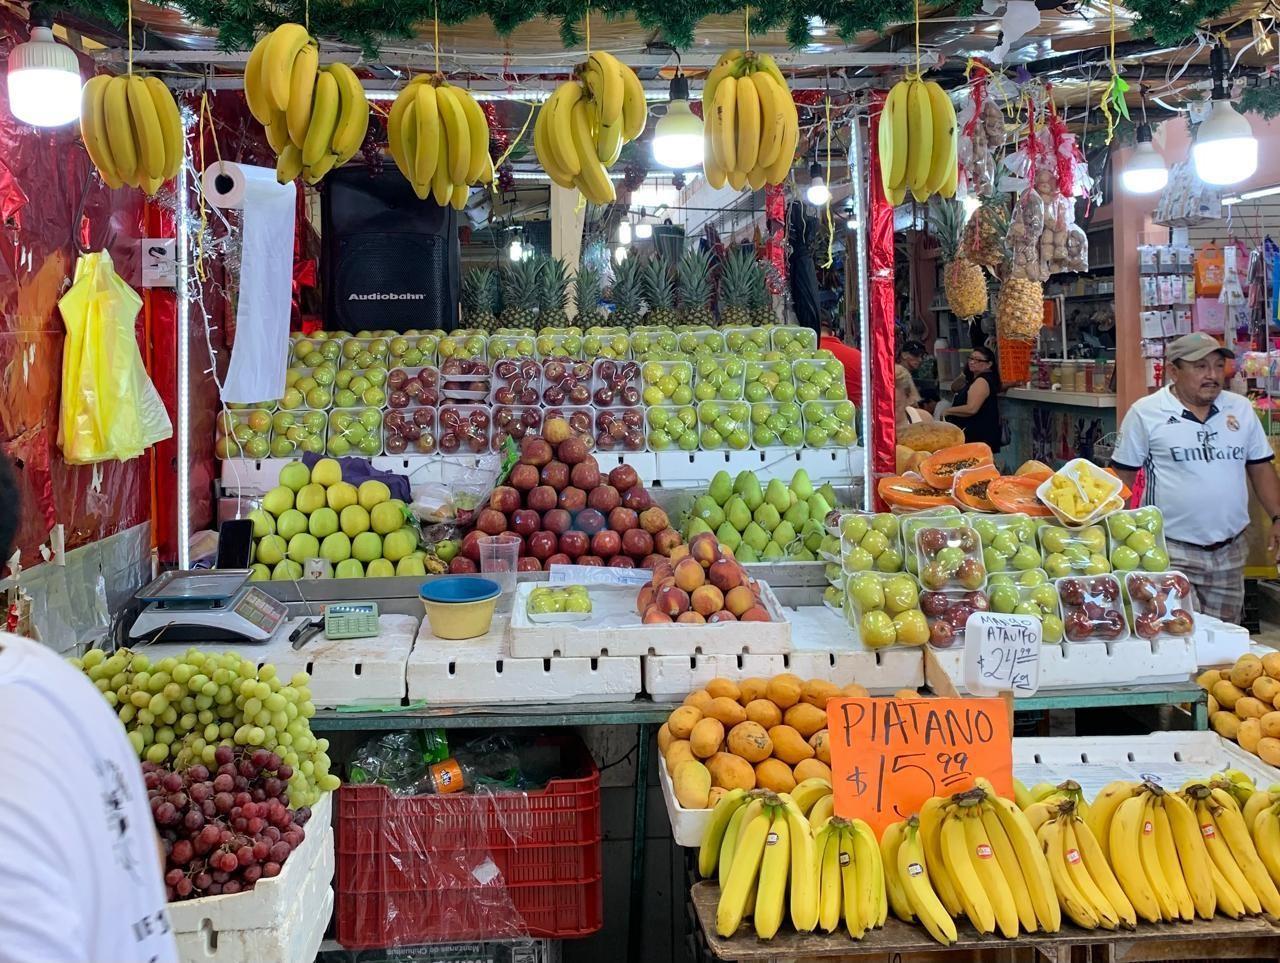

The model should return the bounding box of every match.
[772,325,818,356]
[641,360,694,407]
[338,336,391,370]
[326,408,384,457]
[835,512,905,574]
[1055,574,1129,643]
[901,507,964,574]
[1123,571,1195,641]
[845,571,931,648]
[970,513,1043,574]
[646,404,700,452]
[629,327,679,360]
[383,406,436,455]
[723,328,771,356]
[216,408,274,460]
[792,356,849,402]
[583,328,631,360]
[540,359,594,406]
[1038,522,1112,578]
[526,584,594,623]
[801,399,858,448]
[491,358,543,406]
[678,328,728,356]
[748,401,805,450]
[920,588,991,649]
[387,331,440,368]
[693,356,746,403]
[1106,507,1170,573]
[744,360,796,403]
[1038,458,1123,527]
[592,359,643,408]
[487,333,539,361]
[913,524,988,592]
[697,401,753,451]
[988,571,1064,643]
[387,366,440,409]
[290,331,345,367]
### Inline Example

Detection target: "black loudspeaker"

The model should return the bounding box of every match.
[321,167,461,333]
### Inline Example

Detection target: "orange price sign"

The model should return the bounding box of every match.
[825,697,1013,836]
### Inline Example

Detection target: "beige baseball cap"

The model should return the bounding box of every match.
[1167,332,1231,364]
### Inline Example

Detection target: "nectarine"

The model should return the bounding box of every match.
[725,585,756,617]
[642,607,673,624]
[674,557,706,592]
[739,605,771,622]
[676,610,706,624]
[708,558,743,592]
[691,584,724,617]
[656,584,691,616]
[708,609,737,623]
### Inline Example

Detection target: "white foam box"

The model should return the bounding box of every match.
[407,611,642,705]
[643,605,924,700]
[171,794,334,963]
[508,581,790,658]
[925,632,1197,694]
[1194,614,1252,667]
[145,614,419,709]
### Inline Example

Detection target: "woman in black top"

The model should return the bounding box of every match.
[943,345,1002,452]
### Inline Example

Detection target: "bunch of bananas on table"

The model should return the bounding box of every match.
[878,74,957,205]
[702,49,798,191]
[534,51,646,205]
[244,24,369,185]
[80,74,184,194]
[387,75,492,208]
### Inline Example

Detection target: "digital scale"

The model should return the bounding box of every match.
[129,570,290,644]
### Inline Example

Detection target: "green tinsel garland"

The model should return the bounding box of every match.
[1240,85,1280,120]
[58,0,1217,56]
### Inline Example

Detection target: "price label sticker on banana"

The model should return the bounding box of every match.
[963,613,1042,697]
[826,698,1013,835]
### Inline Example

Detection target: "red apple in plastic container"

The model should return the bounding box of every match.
[559,530,589,559]
[920,591,948,617]
[527,531,558,560]
[929,620,955,648]
[576,508,606,536]
[1164,608,1194,636]
[413,407,434,428]
[1134,611,1162,639]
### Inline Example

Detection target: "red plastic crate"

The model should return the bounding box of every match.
[335,734,602,949]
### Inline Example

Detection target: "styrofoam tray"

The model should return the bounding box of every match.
[1194,614,1251,667]
[642,604,924,700]
[144,615,419,709]
[509,581,791,658]
[407,611,642,704]
[170,794,333,962]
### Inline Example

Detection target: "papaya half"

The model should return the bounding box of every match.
[878,475,955,510]
[952,464,1001,512]
[987,475,1054,517]
[919,442,994,490]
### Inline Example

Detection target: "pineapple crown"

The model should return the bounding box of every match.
[538,256,570,311]
[718,247,757,308]
[500,259,539,309]
[461,268,498,313]
[676,249,712,308]
[611,257,646,314]
[574,263,604,314]
[642,254,676,310]
[928,199,966,261]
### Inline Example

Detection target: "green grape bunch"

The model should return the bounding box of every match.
[71,647,340,807]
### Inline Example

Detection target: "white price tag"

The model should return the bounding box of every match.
[546,564,652,586]
[962,612,1042,696]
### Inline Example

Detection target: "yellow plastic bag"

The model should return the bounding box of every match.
[57,251,172,464]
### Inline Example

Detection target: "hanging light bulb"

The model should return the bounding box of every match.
[508,236,524,261]
[805,160,830,207]
[7,6,82,127]
[1192,43,1258,187]
[652,74,704,170]
[1122,123,1168,194]
[618,220,632,245]
[634,208,653,239]
[843,202,858,231]
[614,246,628,264]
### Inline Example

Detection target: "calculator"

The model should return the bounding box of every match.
[323,602,380,640]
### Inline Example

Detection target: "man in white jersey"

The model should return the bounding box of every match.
[1111,332,1280,622]
[0,455,177,963]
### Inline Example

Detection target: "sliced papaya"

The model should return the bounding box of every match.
[952,464,1001,512]
[987,475,1054,517]
[898,421,964,452]
[878,475,955,510]
[1015,459,1053,482]
[919,442,994,490]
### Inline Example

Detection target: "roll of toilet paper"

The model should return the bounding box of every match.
[201,160,253,209]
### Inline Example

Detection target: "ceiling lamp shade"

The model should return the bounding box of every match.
[7,7,82,127]
[1121,123,1168,194]
[652,75,703,170]
[1192,97,1257,187]
[805,160,830,206]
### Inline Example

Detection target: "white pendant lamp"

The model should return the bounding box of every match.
[1192,43,1257,187]
[1121,123,1168,194]
[652,75,703,170]
[805,160,830,206]
[8,7,82,127]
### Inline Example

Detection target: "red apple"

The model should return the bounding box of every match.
[545,552,572,567]
[541,461,570,490]
[576,508,606,536]
[558,486,587,512]
[517,558,542,571]
[641,554,665,569]
[929,620,955,647]
[577,555,604,566]
[475,508,508,536]
[609,464,639,492]
[489,486,521,514]
[558,436,589,465]
[609,555,636,568]
[638,506,670,535]
[622,528,654,559]
[570,460,601,490]
[509,463,540,492]
[527,531,558,560]
[449,556,478,573]
[608,507,639,533]
[587,485,620,513]
[520,437,553,467]
[621,486,652,512]
[527,485,557,513]
[592,529,622,558]
[511,509,540,537]
[461,530,485,562]
[543,508,572,535]
[559,530,590,559]
[653,528,682,556]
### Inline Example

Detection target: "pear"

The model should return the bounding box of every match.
[772,520,797,548]
[761,540,785,562]
[715,521,743,551]
[688,517,714,537]
[736,543,760,563]
[753,503,781,532]
[765,478,791,514]
[808,492,833,522]
[790,468,814,500]
[735,471,764,511]
[724,495,752,533]
[693,494,726,530]
[742,521,770,552]
[792,546,817,561]
[708,470,734,507]
[783,500,808,530]
[802,521,825,552]
[817,482,839,508]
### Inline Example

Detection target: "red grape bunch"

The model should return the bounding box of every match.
[147,745,311,902]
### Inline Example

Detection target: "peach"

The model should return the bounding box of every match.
[691,584,724,617]
[669,544,690,565]
[708,558,743,592]
[642,607,673,624]
[676,610,707,624]
[725,585,756,617]
[654,575,677,593]
[689,531,720,568]
[708,609,738,623]
[651,560,675,584]
[656,584,691,616]
[635,584,655,615]
[674,557,706,592]
[739,605,771,622]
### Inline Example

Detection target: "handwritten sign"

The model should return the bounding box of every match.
[963,612,1042,697]
[826,697,1013,835]
[546,564,652,586]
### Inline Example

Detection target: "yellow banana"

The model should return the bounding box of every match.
[1039,817,1100,929]
[1071,811,1136,928]
[1108,795,1163,922]
[763,88,797,186]
[720,797,764,889]
[904,79,934,194]
[817,824,842,933]
[808,793,835,832]
[880,821,915,922]
[790,778,831,816]
[1153,800,1195,921]
[1061,817,1120,929]
[1244,791,1275,834]
[142,76,183,180]
[327,63,370,163]
[939,118,958,197]
[303,152,338,185]
[1254,805,1280,890]
[752,807,790,939]
[852,819,886,928]
[785,801,819,932]
[919,796,963,917]
[275,143,303,183]
[243,37,274,124]
[923,80,955,196]
[103,77,139,187]
[1196,795,1262,914]
[595,112,624,166]
[263,24,312,114]
[979,801,1036,933]
[699,789,750,878]
[400,100,426,199]
[619,59,646,142]
[941,807,995,933]
[431,122,452,206]
[752,52,788,92]
[413,83,440,191]
[880,80,908,190]
[1163,789,1215,920]
[716,805,771,937]
[750,72,784,170]
[711,76,737,174]
[887,184,907,205]
[1087,781,1136,862]
[1022,800,1057,834]
[1209,787,1280,915]
[985,792,1060,932]
[548,83,583,178]
[435,85,470,186]
[898,818,957,945]
[265,110,291,154]
[839,825,864,938]
[1210,857,1249,918]
[962,804,1018,936]
[453,86,490,184]
[80,76,123,189]
[702,50,743,112]
[704,140,727,189]
[301,69,339,168]
[586,52,624,127]
[1138,796,1177,921]
[387,81,416,180]
[534,96,574,189]
[285,42,319,149]
[1013,777,1034,810]
[571,100,615,205]
[734,73,760,175]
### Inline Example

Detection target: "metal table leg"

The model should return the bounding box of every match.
[628,724,652,963]
[1194,691,1208,730]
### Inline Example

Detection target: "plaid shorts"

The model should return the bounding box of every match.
[1166,532,1251,624]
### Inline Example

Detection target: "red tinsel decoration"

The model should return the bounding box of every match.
[482,101,510,162]
[760,185,787,292]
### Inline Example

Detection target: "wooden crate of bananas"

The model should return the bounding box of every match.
[688,770,1280,953]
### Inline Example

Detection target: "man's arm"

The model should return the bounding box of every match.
[1246,460,1280,562]
[1112,466,1138,491]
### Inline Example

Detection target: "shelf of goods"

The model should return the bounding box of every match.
[1002,387,1117,408]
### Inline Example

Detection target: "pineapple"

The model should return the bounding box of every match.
[931,200,988,319]
[499,259,539,330]
[537,256,571,329]
[643,254,678,327]
[460,268,499,331]
[748,258,775,326]
[676,249,715,327]
[717,247,755,328]
[996,277,1044,340]
[963,197,1009,268]
[573,263,610,328]
[611,256,646,329]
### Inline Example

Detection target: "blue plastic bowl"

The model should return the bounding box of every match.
[419,576,501,640]
[419,576,501,604]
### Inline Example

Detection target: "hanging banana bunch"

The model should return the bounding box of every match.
[80,74,184,195]
[700,49,798,191]
[534,50,646,206]
[244,24,370,185]
[878,74,958,205]
[386,75,493,209]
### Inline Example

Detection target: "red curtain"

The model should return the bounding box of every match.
[867,91,897,505]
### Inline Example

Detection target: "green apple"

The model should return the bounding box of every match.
[1029,584,1059,611]
[327,482,359,512]
[1017,568,1048,587]
[849,574,884,611]
[843,546,875,572]
[341,504,371,537]
[990,585,1019,614]
[1085,554,1111,575]
[434,539,459,562]
[841,515,870,542]
[320,531,352,563]
[1108,514,1136,541]
[1111,545,1141,571]
[860,530,889,558]
[247,509,275,538]
[983,548,1006,573]
[1141,548,1169,572]
[882,575,918,615]
[308,507,339,538]
[992,531,1020,558]
[1011,545,1042,571]
[893,610,930,646]
[366,558,395,578]
[261,486,294,516]
[296,483,327,514]
[1125,530,1156,554]
[248,563,270,582]
[276,509,308,541]
[870,514,898,539]
[1040,527,1070,554]
[972,518,999,546]
[1133,506,1163,533]
[860,610,897,648]
[1042,615,1065,643]
[1013,601,1041,618]
[1045,554,1071,578]
[271,559,304,581]
[352,531,383,563]
[335,558,364,579]
[287,533,320,563]
[255,534,287,566]
[875,549,904,573]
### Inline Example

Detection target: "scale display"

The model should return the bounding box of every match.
[130,571,288,644]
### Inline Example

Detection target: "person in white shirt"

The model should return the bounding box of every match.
[0,455,178,963]
[1111,332,1280,623]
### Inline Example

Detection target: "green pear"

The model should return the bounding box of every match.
[736,543,760,563]
[761,539,785,562]
[803,522,825,552]
[772,520,797,547]
[724,495,752,532]
[817,482,839,507]
[783,500,808,530]
[735,471,764,511]
[765,479,791,513]
[693,495,726,530]
[808,492,833,522]
[708,470,734,507]
[753,503,781,532]
[791,546,817,561]
[790,468,814,501]
[715,522,743,551]
[687,517,714,537]
[742,521,770,552]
